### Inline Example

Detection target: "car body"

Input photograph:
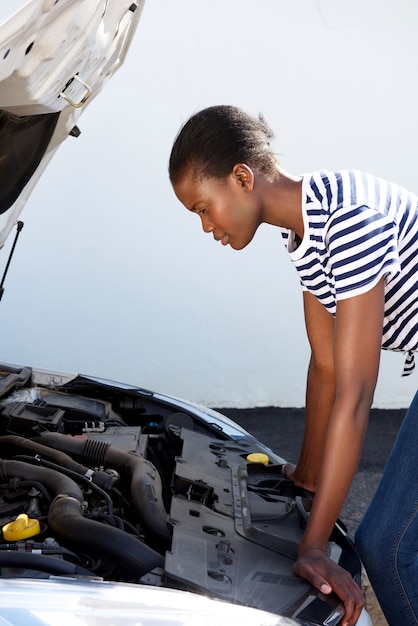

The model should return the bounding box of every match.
[0,2,372,625]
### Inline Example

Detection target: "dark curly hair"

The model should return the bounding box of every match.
[169,105,277,184]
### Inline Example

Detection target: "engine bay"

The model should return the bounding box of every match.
[0,364,360,623]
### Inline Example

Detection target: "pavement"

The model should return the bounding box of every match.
[217,406,406,626]
[218,406,405,535]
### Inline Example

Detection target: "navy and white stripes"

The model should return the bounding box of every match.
[281,170,418,375]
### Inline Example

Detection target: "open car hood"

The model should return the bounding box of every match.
[0,0,144,249]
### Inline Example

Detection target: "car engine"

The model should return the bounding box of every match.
[0,364,360,624]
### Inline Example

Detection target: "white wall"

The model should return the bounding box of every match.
[1,0,418,408]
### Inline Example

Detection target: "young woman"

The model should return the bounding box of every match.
[169,105,418,626]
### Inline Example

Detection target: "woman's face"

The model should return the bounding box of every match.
[173,164,262,250]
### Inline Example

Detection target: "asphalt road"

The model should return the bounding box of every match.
[217,406,406,537]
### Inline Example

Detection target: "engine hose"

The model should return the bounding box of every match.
[35,433,171,547]
[0,551,93,577]
[0,459,83,502]
[49,495,164,577]
[0,435,117,492]
[0,460,164,578]
[12,455,114,515]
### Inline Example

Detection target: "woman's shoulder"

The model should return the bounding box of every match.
[304,169,417,203]
[303,169,370,194]
[302,169,416,215]
[302,170,360,212]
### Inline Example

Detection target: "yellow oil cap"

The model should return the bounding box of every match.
[2,513,41,541]
[246,452,269,465]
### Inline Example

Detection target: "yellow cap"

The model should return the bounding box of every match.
[246,453,269,465]
[2,513,41,541]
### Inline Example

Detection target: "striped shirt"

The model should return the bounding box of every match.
[281,170,418,375]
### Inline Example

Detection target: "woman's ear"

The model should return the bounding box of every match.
[231,163,254,192]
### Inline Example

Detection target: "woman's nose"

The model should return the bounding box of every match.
[201,216,214,233]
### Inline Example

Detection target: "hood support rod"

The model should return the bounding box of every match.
[0,220,24,301]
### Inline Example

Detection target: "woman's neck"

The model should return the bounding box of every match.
[257,167,304,238]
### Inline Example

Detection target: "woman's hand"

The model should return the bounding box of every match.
[286,465,364,623]
[293,545,365,626]
[284,462,297,482]
[284,462,316,493]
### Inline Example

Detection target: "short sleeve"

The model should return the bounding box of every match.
[325,205,400,300]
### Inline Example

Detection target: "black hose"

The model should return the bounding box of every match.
[49,496,164,577]
[0,460,164,578]
[12,454,114,515]
[12,479,52,503]
[35,433,171,547]
[0,459,83,502]
[0,435,117,492]
[0,551,93,577]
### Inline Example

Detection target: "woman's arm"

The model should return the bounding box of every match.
[286,291,336,491]
[294,278,385,626]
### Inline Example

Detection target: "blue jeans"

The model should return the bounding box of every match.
[355,391,418,626]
